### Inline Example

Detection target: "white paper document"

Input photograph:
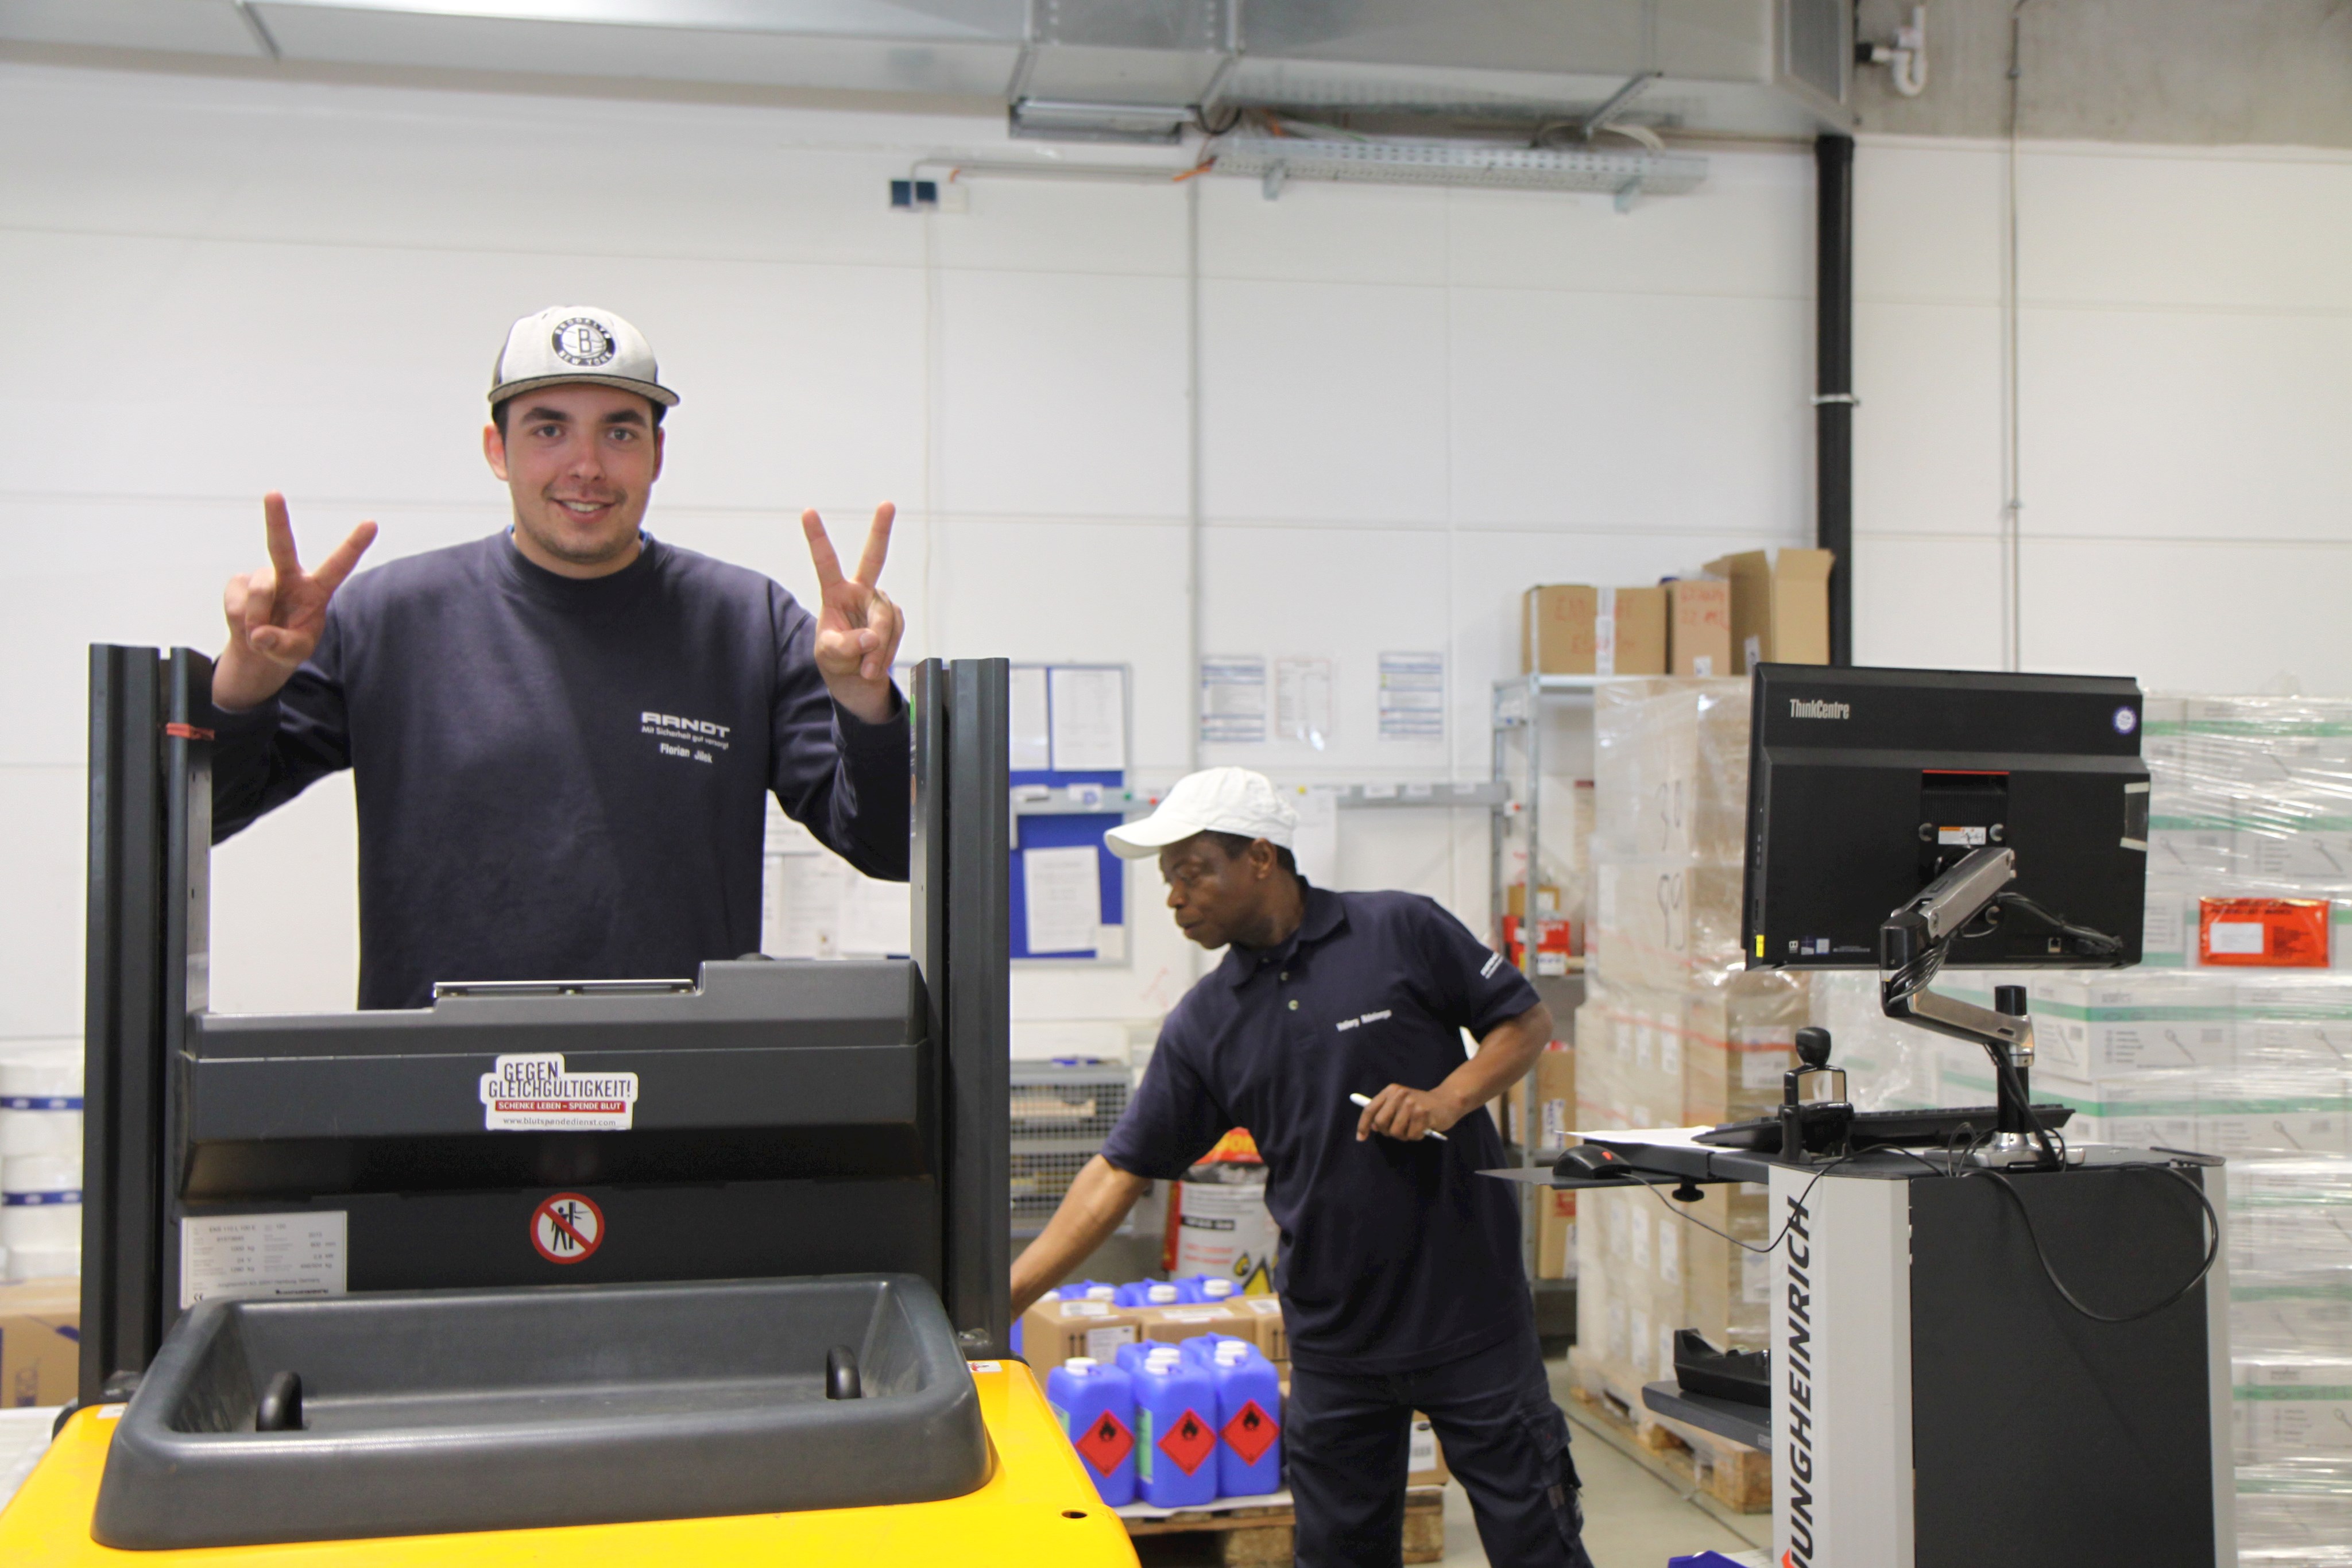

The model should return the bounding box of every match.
[1276,657,1334,749]
[1024,845,1102,954]
[838,875,912,955]
[181,1212,348,1309]
[1293,787,1340,888]
[1200,656,1268,745]
[1011,665,1053,772]
[1049,667,1127,771]
[1378,652,1445,742]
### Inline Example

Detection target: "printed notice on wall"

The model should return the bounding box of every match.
[1049,666,1127,772]
[1275,657,1334,749]
[180,1212,348,1310]
[1024,845,1102,955]
[1200,656,1268,746]
[1377,652,1445,743]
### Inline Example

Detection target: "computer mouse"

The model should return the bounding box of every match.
[1554,1142,1630,1179]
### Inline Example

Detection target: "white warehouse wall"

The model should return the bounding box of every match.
[0,61,1816,1047]
[1853,135,2352,683]
[3,61,2346,1056]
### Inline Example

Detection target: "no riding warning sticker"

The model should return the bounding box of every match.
[532,1192,604,1264]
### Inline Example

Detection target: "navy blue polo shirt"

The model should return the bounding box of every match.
[1101,885,1542,1373]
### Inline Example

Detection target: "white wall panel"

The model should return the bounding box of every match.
[1850,533,2006,672]
[1200,278,1450,525]
[1198,178,1449,287]
[0,766,84,1040]
[2019,148,2352,312]
[934,269,1190,520]
[1448,288,1812,535]
[1851,301,2004,537]
[2022,537,2352,694]
[2020,307,2352,541]
[1445,150,1813,300]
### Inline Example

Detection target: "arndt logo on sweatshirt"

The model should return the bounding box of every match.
[481,1053,639,1131]
[640,710,732,765]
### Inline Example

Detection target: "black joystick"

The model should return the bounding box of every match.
[1794,1025,1833,1070]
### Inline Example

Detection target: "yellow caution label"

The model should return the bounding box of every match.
[1755,934,1765,957]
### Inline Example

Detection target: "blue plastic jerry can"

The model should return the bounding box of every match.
[1114,1280,1183,1309]
[1173,1275,1242,1305]
[1175,1333,1252,1369]
[1205,1341,1283,1497]
[1131,1354,1220,1507]
[1045,1357,1138,1507]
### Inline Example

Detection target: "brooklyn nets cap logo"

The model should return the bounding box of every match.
[551,316,617,367]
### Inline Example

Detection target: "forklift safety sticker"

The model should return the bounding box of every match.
[532,1193,604,1264]
[480,1053,639,1131]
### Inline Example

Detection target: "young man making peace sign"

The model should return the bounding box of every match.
[208,305,910,1009]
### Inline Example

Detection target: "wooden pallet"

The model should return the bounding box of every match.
[1568,1383,1771,1514]
[1125,1488,1445,1566]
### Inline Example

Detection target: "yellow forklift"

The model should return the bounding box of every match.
[1,652,1133,1566]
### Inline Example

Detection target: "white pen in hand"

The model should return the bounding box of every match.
[1349,1091,1448,1140]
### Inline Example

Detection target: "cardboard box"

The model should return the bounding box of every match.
[1017,1296,1140,1366]
[1601,586,1670,677]
[1534,1187,1577,1280]
[1505,884,1562,922]
[1523,584,1598,675]
[1408,1414,1451,1486]
[1664,578,1733,677]
[1522,585,1669,676]
[0,1276,79,1407]
[1703,549,1833,671]
[1132,1303,1258,1353]
[1504,1044,1576,1150]
[1235,1295,1287,1361]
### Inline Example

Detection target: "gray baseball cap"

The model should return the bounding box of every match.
[489,304,679,409]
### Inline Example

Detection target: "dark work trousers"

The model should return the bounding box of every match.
[1286,1329,1596,1568]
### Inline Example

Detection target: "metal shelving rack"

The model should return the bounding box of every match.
[1488,673,1616,1335]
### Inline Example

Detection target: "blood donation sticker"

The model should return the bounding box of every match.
[1157,1408,1217,1476]
[531,1192,604,1264]
[1073,1409,1134,1476]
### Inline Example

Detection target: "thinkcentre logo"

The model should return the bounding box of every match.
[1789,698,1851,721]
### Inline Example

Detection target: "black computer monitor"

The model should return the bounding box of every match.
[1742,664,2149,970]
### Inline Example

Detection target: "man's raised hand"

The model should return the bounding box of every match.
[801,503,904,725]
[212,493,377,713]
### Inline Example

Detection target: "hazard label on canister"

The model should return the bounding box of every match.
[531,1192,604,1264]
[1073,1409,1134,1476]
[1156,1408,1216,1476]
[1223,1399,1279,1465]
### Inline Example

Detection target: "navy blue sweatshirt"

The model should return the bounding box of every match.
[211,532,910,1010]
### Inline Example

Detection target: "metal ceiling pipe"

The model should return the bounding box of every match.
[1814,132,1855,667]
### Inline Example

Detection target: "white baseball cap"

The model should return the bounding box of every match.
[489,304,679,409]
[1105,767,1297,861]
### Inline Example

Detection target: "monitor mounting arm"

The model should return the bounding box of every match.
[1879,845,2048,1160]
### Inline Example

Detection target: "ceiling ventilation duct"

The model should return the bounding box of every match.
[5,1,1852,140]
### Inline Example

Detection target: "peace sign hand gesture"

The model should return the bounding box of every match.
[213,492,378,713]
[802,503,906,725]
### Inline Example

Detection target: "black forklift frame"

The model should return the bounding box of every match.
[78,648,1011,1404]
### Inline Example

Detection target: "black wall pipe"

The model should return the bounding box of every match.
[1815,133,1855,667]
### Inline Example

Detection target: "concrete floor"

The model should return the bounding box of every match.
[1425,1357,1765,1568]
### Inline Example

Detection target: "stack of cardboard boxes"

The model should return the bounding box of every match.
[1569,677,1809,1424]
[1521,550,1831,680]
[1503,1044,1577,1279]
[1928,694,2352,1558]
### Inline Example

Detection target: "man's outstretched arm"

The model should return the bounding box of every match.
[1009,1155,1154,1319]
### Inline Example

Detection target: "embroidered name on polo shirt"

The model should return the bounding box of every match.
[1333,1010,1393,1032]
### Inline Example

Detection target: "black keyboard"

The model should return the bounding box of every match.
[1695,1104,2076,1152]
